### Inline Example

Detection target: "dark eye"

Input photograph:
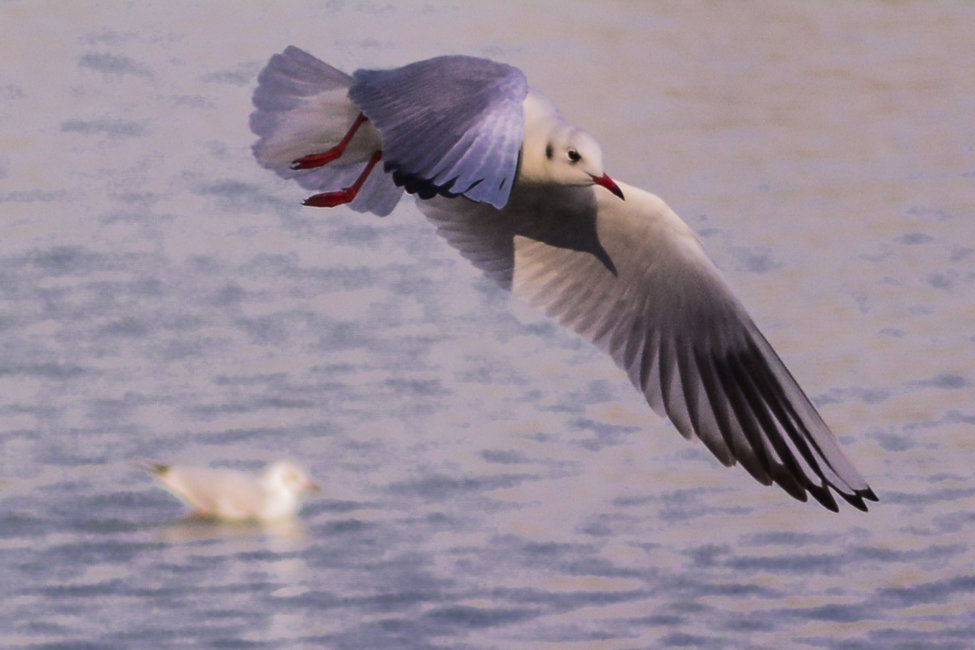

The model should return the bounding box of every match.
[567,149,581,163]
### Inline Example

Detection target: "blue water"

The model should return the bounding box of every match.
[2,2,974,648]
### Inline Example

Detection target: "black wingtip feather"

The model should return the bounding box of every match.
[136,459,169,476]
[694,346,782,489]
[808,484,841,512]
[838,487,878,512]
[725,350,830,505]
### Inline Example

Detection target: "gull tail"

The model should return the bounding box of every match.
[250,46,402,216]
[135,459,170,477]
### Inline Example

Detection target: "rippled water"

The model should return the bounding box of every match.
[2,2,974,648]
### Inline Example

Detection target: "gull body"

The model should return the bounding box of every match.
[140,460,319,522]
[249,47,877,512]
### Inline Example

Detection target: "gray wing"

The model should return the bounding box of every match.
[418,183,877,511]
[349,55,528,209]
[150,465,265,517]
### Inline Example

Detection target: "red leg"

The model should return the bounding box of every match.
[291,113,369,170]
[302,151,383,208]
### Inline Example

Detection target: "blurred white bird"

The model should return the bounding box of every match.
[249,47,877,512]
[139,459,320,522]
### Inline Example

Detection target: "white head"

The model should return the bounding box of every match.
[262,460,320,496]
[526,125,624,198]
[520,92,624,199]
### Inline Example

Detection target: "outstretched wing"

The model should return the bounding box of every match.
[418,182,877,511]
[350,55,528,209]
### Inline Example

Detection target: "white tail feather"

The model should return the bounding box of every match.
[251,46,402,216]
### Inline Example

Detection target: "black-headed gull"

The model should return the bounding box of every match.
[140,459,320,522]
[250,47,877,512]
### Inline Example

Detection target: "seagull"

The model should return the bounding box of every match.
[250,46,877,512]
[139,459,320,522]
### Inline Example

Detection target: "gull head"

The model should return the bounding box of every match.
[263,460,320,496]
[533,125,624,199]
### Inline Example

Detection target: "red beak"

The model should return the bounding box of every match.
[590,173,625,200]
